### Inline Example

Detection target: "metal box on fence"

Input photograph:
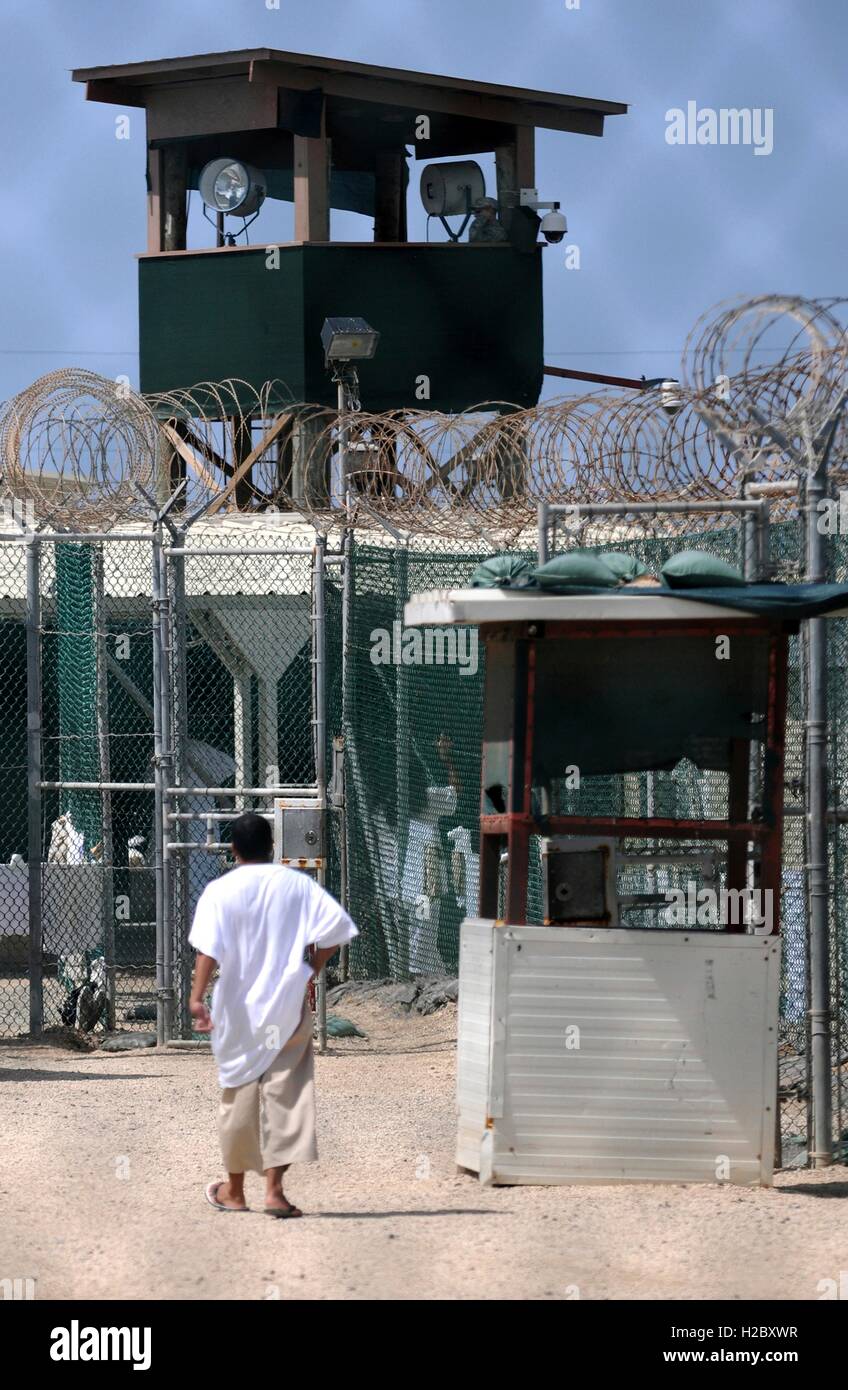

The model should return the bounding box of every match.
[456,919,781,1186]
[273,797,325,868]
[541,836,618,926]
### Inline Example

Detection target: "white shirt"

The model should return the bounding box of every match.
[401,785,457,903]
[189,864,358,1088]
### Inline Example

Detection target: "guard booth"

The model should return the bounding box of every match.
[404,580,848,1186]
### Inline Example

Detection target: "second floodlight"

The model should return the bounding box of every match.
[321,318,380,365]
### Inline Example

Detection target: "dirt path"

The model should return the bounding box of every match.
[1,996,846,1301]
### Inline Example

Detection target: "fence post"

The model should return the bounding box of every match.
[158,535,176,1042]
[170,522,191,1037]
[26,536,43,1037]
[151,526,169,1046]
[805,456,833,1167]
[313,533,328,1052]
[339,528,353,982]
[93,545,116,1030]
[395,542,410,977]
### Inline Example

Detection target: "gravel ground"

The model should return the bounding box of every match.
[1,993,846,1302]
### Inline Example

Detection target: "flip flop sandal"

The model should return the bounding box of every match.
[264,1201,303,1219]
[205,1180,249,1212]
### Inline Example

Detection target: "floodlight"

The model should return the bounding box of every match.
[321,317,380,365]
[199,158,267,216]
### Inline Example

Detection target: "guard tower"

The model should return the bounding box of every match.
[72,50,627,415]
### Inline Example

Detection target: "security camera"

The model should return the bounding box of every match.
[540,210,568,244]
[519,189,568,244]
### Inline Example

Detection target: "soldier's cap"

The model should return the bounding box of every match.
[472,196,499,211]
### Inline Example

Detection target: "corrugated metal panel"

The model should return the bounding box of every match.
[457,925,780,1186]
[455,919,495,1172]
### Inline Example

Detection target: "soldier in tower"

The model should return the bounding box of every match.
[468,195,509,243]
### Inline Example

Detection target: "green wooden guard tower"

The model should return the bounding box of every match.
[72,49,627,419]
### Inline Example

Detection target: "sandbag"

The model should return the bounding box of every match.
[597,551,651,581]
[470,554,534,589]
[532,552,619,589]
[661,550,745,589]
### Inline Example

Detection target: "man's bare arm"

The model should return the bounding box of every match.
[308,945,339,978]
[189,952,217,1032]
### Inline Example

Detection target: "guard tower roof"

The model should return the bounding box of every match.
[72,48,628,152]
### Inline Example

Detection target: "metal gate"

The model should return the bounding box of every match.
[3,521,343,1045]
[160,526,345,1042]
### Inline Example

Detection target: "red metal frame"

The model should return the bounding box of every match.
[479,619,790,934]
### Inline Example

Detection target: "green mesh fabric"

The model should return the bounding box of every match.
[55,543,101,851]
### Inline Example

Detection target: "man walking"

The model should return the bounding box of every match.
[189,811,358,1218]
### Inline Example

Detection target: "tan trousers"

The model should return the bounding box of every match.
[218,1001,318,1175]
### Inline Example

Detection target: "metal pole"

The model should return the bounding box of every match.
[93,546,116,1030]
[339,528,353,982]
[151,527,167,1047]
[313,535,328,1052]
[546,499,763,517]
[755,499,771,582]
[170,523,191,1037]
[338,379,349,514]
[537,502,549,567]
[158,535,176,1043]
[741,488,780,1163]
[26,537,43,1037]
[805,457,833,1167]
[395,541,410,977]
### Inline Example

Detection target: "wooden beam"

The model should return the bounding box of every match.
[265,65,608,136]
[85,79,146,108]
[161,145,188,252]
[205,413,294,515]
[294,103,330,242]
[180,424,234,478]
[146,147,163,254]
[146,77,279,142]
[374,149,407,241]
[161,424,223,495]
[496,126,536,230]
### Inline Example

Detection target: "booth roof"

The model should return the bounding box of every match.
[404,583,848,628]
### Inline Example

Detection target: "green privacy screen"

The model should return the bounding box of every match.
[139,243,544,413]
[55,543,101,852]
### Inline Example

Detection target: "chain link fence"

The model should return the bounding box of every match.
[0,535,159,1039]
[0,509,845,1165]
[0,539,30,1034]
[163,532,328,1038]
[340,519,847,1164]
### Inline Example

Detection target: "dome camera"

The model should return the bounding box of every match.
[540,210,568,244]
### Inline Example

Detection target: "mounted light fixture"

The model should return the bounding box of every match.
[198,158,267,244]
[420,161,486,241]
[321,317,380,366]
[321,318,381,511]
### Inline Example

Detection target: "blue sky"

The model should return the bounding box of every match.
[0,0,844,401]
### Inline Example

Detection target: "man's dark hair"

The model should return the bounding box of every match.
[231,812,273,864]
